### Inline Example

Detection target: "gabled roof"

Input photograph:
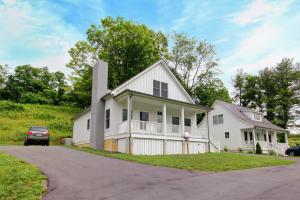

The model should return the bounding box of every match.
[215,100,287,132]
[110,60,195,104]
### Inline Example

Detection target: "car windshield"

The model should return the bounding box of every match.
[30,127,48,132]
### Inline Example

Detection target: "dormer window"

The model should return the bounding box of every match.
[153,80,168,98]
[253,113,261,121]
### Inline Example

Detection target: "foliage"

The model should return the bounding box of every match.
[247,150,254,154]
[0,65,70,106]
[71,147,294,172]
[288,135,300,147]
[232,58,300,128]
[68,16,168,107]
[238,147,243,153]
[0,152,47,199]
[223,146,228,152]
[168,32,231,106]
[0,100,79,145]
[0,101,24,112]
[256,143,262,154]
[269,150,276,156]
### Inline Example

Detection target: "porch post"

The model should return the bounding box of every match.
[181,106,185,136]
[253,128,256,152]
[127,95,132,154]
[274,132,278,143]
[163,103,167,155]
[266,130,269,144]
[285,132,289,146]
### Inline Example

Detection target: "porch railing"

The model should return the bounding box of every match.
[117,120,208,138]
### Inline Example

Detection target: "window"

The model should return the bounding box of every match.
[153,80,168,98]
[213,114,223,125]
[172,116,179,133]
[184,118,191,127]
[244,131,248,142]
[140,112,149,121]
[105,109,110,129]
[161,82,168,98]
[225,132,230,139]
[153,80,160,97]
[264,134,267,141]
[122,109,128,121]
[253,113,261,121]
[157,111,162,123]
[249,132,253,140]
[268,134,272,142]
[87,119,90,130]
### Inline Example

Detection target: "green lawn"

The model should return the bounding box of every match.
[0,152,47,200]
[71,147,294,172]
[0,101,79,145]
[288,135,300,147]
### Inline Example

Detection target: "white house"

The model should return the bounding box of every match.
[72,60,212,155]
[209,100,289,155]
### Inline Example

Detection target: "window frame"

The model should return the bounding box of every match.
[161,82,168,98]
[184,118,191,127]
[87,119,90,130]
[105,109,110,129]
[225,132,230,139]
[153,80,160,97]
[213,114,223,125]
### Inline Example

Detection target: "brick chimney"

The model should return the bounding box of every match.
[90,60,108,150]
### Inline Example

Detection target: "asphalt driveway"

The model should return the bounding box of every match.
[1,146,300,200]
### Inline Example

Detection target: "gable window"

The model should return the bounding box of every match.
[253,113,261,121]
[105,109,110,129]
[213,114,223,125]
[153,80,168,98]
[153,80,160,97]
[87,119,90,130]
[184,118,191,127]
[225,132,230,139]
[161,82,168,98]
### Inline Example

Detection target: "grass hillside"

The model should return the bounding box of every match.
[0,101,80,145]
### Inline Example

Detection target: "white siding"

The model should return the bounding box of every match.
[166,140,182,154]
[118,138,128,153]
[113,62,193,103]
[189,142,206,154]
[209,103,251,151]
[132,138,163,155]
[72,111,91,145]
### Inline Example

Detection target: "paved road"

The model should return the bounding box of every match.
[1,146,300,200]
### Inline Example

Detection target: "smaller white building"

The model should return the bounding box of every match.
[209,101,289,155]
[72,107,91,145]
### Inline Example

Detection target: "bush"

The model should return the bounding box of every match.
[33,113,56,120]
[238,147,243,153]
[247,150,254,154]
[49,121,72,132]
[19,92,53,105]
[0,101,24,111]
[224,146,228,152]
[256,143,262,154]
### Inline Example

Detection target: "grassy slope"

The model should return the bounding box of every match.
[0,152,47,200]
[0,101,79,145]
[71,147,294,172]
[288,135,300,147]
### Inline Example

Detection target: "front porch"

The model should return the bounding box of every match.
[242,128,289,155]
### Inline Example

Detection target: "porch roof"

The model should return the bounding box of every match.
[113,89,213,112]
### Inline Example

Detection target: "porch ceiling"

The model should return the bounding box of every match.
[114,89,211,113]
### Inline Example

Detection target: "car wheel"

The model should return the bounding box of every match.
[289,151,295,156]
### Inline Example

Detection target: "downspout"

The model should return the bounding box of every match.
[206,110,211,153]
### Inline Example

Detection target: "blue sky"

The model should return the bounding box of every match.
[0,0,299,93]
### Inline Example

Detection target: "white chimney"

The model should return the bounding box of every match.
[90,60,108,150]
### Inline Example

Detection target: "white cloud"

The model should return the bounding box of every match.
[231,0,293,25]
[0,0,84,73]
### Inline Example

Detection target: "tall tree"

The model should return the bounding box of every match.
[68,17,168,107]
[168,33,218,94]
[232,68,247,106]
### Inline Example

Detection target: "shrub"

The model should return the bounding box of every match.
[256,143,262,154]
[224,146,228,152]
[0,101,24,112]
[33,113,56,120]
[19,92,53,105]
[238,147,243,153]
[49,121,72,132]
[247,150,254,154]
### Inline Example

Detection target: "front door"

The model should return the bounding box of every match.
[157,111,163,133]
[140,112,149,130]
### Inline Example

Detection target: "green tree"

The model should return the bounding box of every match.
[68,17,168,107]
[232,69,247,106]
